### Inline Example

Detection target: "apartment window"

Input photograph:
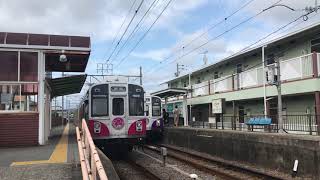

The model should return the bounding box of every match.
[266,54,275,65]
[197,77,201,83]
[236,64,242,73]
[183,81,187,87]
[214,72,219,79]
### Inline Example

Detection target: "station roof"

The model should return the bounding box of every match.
[0,32,90,49]
[48,74,87,97]
[0,32,91,72]
[45,51,90,72]
[151,88,189,98]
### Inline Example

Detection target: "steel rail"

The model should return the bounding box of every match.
[145,144,284,180]
[125,158,162,180]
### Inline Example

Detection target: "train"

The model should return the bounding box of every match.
[78,81,147,151]
[144,95,164,139]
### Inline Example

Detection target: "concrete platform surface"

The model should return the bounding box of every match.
[0,163,81,180]
[0,123,81,180]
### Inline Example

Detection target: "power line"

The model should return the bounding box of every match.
[107,0,145,62]
[185,10,319,91]
[161,0,256,64]
[145,0,283,75]
[104,0,138,61]
[167,0,282,65]
[114,0,174,68]
[112,0,161,61]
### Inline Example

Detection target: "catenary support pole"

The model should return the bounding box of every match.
[262,45,267,118]
[140,66,142,85]
[276,59,283,133]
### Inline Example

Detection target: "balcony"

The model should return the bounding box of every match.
[191,53,317,98]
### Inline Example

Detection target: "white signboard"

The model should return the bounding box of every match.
[212,98,224,114]
[209,117,216,123]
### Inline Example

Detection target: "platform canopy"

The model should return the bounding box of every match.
[0,32,91,73]
[45,51,90,72]
[47,74,87,97]
[151,88,189,98]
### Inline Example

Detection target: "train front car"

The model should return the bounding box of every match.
[145,95,163,140]
[82,82,146,151]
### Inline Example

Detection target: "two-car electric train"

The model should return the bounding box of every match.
[79,81,147,150]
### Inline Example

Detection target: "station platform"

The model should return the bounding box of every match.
[162,126,320,179]
[0,123,81,180]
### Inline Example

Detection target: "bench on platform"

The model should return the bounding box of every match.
[246,117,272,132]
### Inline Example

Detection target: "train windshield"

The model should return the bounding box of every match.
[152,97,161,116]
[91,84,108,117]
[128,84,144,116]
[112,98,124,115]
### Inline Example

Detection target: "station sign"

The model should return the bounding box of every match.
[212,98,225,114]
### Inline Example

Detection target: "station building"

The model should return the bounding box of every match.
[153,22,320,133]
[0,32,90,146]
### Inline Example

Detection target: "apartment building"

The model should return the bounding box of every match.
[153,22,320,133]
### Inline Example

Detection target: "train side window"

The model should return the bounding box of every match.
[112,98,124,116]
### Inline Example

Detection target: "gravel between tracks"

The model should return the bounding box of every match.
[113,160,152,180]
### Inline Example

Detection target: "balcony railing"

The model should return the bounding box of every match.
[193,81,209,96]
[191,53,316,97]
[280,54,313,81]
[210,75,233,93]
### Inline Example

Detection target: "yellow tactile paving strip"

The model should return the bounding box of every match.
[10,124,69,166]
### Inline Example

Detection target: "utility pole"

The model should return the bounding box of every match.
[262,45,267,118]
[61,72,64,126]
[175,63,185,77]
[139,66,143,85]
[275,59,283,133]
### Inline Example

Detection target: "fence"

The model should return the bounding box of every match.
[76,119,108,180]
[190,114,318,135]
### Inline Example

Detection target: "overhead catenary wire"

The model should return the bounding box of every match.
[160,0,256,64]
[104,0,138,61]
[114,0,174,68]
[144,0,283,75]
[167,0,283,66]
[112,0,161,61]
[107,0,145,62]
[188,10,319,91]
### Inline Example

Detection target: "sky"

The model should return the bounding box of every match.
[0,0,319,107]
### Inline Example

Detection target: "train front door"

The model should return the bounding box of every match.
[110,95,127,137]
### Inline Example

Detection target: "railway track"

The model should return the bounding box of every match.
[113,158,161,180]
[144,144,285,180]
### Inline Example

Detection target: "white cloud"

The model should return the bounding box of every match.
[0,0,207,42]
[131,48,170,61]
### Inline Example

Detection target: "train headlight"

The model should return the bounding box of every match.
[156,120,161,127]
[136,120,143,132]
[94,122,101,134]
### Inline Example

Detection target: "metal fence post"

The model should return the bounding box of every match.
[221,114,224,130]
[308,113,312,135]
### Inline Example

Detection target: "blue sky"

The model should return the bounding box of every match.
[0,0,319,106]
